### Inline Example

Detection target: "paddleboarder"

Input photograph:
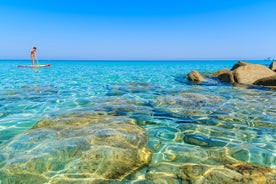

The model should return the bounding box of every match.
[30,47,36,66]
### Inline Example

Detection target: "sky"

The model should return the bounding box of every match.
[0,0,276,60]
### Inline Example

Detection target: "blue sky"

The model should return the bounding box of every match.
[1,0,276,60]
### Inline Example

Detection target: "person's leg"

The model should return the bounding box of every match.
[31,55,35,66]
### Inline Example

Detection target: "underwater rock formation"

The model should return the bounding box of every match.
[106,82,159,96]
[131,162,276,183]
[0,113,151,183]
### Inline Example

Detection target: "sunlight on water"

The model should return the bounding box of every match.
[0,60,275,183]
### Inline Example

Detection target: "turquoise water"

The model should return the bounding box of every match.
[0,60,275,181]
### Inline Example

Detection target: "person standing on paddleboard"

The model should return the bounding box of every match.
[30,47,36,66]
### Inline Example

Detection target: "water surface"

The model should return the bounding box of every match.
[0,60,275,182]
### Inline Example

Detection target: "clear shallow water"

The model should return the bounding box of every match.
[0,60,275,176]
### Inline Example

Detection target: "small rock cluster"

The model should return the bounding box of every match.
[187,60,276,88]
[135,162,276,183]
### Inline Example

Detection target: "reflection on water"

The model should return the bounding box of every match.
[0,60,275,183]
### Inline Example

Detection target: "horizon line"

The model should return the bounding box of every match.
[0,58,271,61]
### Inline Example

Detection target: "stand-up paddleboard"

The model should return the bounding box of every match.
[18,64,50,68]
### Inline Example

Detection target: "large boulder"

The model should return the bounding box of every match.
[218,72,235,83]
[231,60,249,71]
[213,69,235,83]
[0,113,151,183]
[213,68,230,77]
[269,61,276,72]
[187,70,204,83]
[254,74,276,87]
[232,64,275,85]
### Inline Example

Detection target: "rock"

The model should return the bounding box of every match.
[213,61,276,85]
[183,134,227,148]
[0,113,151,183]
[178,164,210,182]
[218,72,235,83]
[254,75,276,87]
[269,61,276,72]
[186,70,205,83]
[231,60,249,71]
[213,68,231,77]
[233,64,275,85]
[152,92,222,108]
[126,154,276,183]
[145,163,276,184]
[213,69,235,83]
[106,82,159,96]
[202,166,244,183]
[225,163,276,184]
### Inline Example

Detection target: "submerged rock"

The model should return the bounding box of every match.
[225,163,276,184]
[134,162,276,183]
[152,92,222,109]
[106,82,159,96]
[183,134,227,148]
[0,113,151,183]
[90,97,153,117]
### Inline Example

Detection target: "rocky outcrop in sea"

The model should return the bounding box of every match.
[187,70,205,83]
[269,61,276,72]
[232,61,275,85]
[187,60,276,88]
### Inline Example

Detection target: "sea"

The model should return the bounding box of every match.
[0,60,275,182]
